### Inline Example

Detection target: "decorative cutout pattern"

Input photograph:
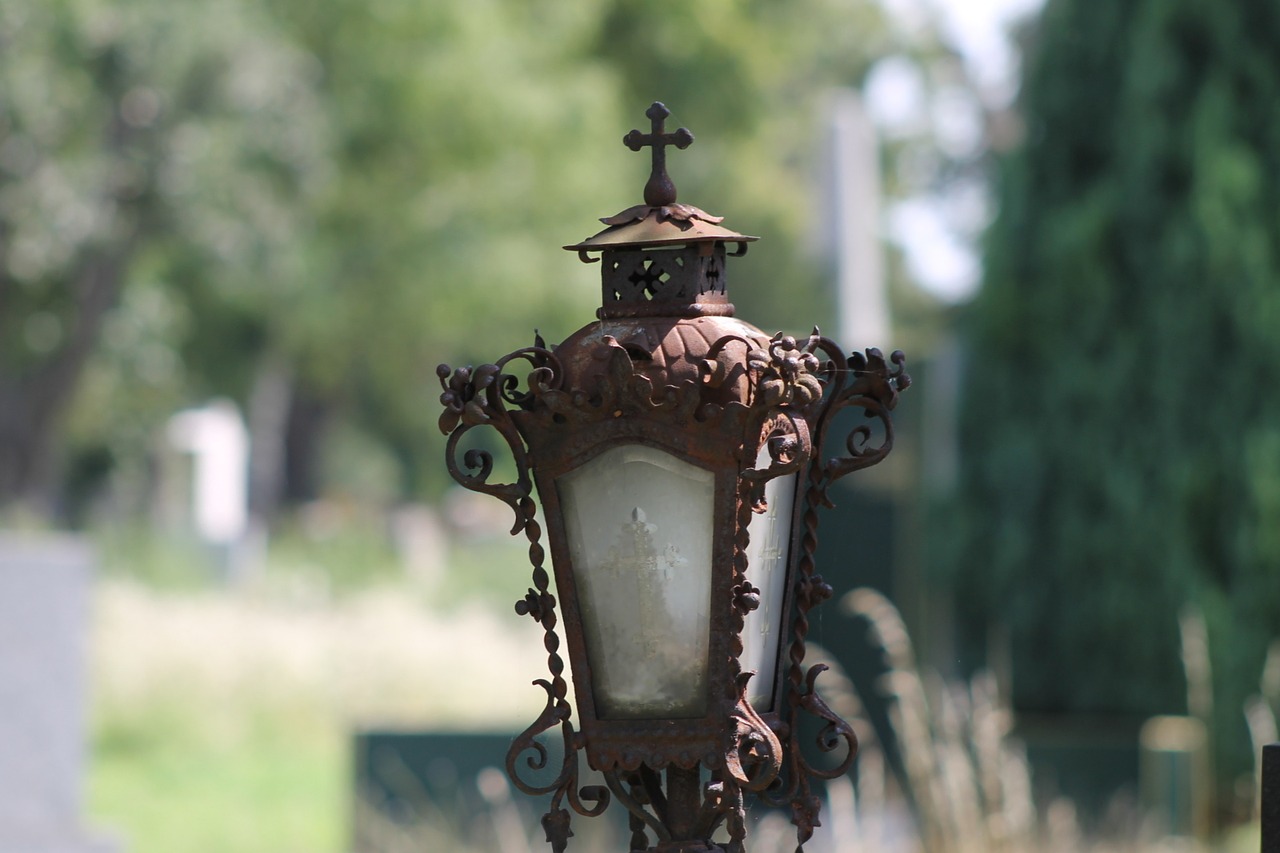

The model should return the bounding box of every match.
[601,244,727,309]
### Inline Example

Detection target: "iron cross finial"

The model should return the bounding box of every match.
[623,101,694,207]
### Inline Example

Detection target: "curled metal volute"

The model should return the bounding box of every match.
[740,412,811,513]
[493,345,564,405]
[742,412,811,481]
[725,672,784,791]
[507,683,610,851]
[808,346,911,490]
[437,350,563,534]
[802,332,850,397]
[603,770,671,842]
[756,751,801,810]
[567,783,611,819]
[792,664,859,781]
[505,680,573,797]
[701,333,754,367]
[700,333,754,393]
[821,389,895,487]
[442,425,531,535]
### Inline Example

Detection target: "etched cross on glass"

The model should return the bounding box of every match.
[558,445,715,719]
[623,101,694,207]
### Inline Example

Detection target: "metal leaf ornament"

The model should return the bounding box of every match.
[748,334,823,408]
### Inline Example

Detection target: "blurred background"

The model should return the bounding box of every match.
[1,0,1277,850]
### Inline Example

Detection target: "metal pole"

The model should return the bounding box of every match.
[1264,743,1279,853]
[661,765,703,845]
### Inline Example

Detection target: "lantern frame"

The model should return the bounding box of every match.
[436,102,910,853]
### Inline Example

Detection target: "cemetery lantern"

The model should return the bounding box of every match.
[437,103,909,853]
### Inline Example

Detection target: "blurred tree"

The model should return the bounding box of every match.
[941,0,1280,791]
[208,0,912,509]
[592,0,895,331]
[0,0,329,512]
[246,0,627,508]
[9,0,952,521]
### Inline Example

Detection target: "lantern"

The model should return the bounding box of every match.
[437,102,909,853]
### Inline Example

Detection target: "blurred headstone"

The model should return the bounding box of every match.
[163,400,254,580]
[0,534,118,853]
[1139,715,1210,840]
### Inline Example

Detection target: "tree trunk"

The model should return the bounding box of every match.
[282,390,332,506]
[246,352,294,522]
[0,242,135,516]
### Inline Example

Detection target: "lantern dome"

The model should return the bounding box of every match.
[553,315,771,411]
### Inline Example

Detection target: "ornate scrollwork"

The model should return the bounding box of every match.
[534,337,721,431]
[753,331,908,851]
[439,321,908,853]
[741,411,810,513]
[746,333,824,408]
[506,680,609,853]
[725,671,783,791]
[439,339,608,852]
[437,344,561,533]
[803,335,911,502]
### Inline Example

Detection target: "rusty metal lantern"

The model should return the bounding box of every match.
[437,102,909,853]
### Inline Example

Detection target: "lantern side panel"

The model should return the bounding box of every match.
[742,470,797,711]
[557,444,714,720]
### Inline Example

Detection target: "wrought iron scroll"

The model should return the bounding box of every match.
[762,331,910,851]
[602,769,670,848]
[437,342,608,853]
[437,345,558,533]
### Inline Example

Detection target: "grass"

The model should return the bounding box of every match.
[83,524,1270,852]
[91,703,344,853]
[85,519,549,853]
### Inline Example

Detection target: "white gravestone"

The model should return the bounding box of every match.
[166,401,257,580]
[166,401,249,547]
[0,535,118,853]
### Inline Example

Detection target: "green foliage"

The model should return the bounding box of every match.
[5,0,970,515]
[9,0,924,511]
[0,0,328,505]
[940,0,1280,787]
[592,0,893,332]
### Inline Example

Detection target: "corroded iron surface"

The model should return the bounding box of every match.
[436,102,910,853]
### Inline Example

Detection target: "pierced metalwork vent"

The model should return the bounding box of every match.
[600,243,730,318]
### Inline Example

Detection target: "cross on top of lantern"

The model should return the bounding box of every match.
[437,102,910,853]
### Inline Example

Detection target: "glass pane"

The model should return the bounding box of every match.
[558,445,714,720]
[741,471,796,711]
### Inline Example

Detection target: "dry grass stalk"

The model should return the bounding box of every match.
[843,586,1042,853]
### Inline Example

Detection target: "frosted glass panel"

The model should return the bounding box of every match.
[558,445,714,719]
[741,471,796,711]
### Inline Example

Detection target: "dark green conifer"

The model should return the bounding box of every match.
[943,0,1280,791]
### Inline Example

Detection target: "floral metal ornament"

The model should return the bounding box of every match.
[436,103,909,853]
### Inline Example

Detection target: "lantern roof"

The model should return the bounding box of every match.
[563,101,758,253]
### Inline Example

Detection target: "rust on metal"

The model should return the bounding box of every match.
[436,102,910,853]
[562,211,755,253]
